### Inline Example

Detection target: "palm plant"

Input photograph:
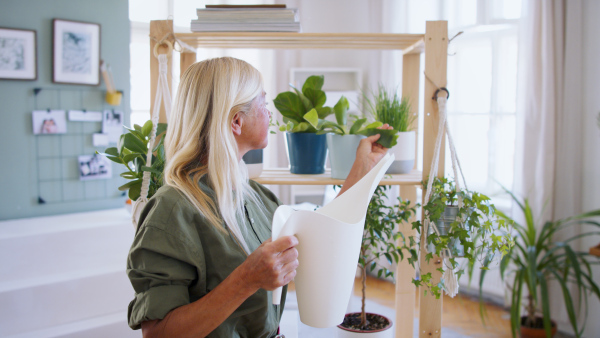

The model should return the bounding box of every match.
[472,189,600,338]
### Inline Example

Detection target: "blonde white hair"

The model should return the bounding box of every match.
[164,57,265,253]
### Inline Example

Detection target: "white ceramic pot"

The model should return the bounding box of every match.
[387,130,415,174]
[327,134,365,179]
[243,149,263,179]
[336,313,394,338]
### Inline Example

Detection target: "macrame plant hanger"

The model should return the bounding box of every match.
[419,83,469,298]
[131,39,173,229]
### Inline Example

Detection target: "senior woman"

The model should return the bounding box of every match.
[126,57,390,338]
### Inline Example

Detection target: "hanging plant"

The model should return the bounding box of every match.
[401,176,514,298]
[96,120,167,201]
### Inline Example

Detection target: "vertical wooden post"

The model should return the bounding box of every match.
[419,21,447,338]
[180,52,197,80]
[150,20,173,124]
[395,51,421,338]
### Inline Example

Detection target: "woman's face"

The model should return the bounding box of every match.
[241,92,271,150]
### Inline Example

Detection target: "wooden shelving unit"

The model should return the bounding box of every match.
[254,169,422,186]
[149,20,448,338]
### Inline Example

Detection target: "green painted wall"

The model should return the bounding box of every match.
[0,0,130,220]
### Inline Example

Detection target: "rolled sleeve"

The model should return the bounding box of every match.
[127,225,204,330]
[127,284,190,329]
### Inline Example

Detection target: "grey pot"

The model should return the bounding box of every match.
[427,206,466,257]
[326,134,365,179]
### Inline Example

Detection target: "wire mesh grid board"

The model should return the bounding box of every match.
[32,87,127,205]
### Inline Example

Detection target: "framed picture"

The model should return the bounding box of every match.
[0,27,37,80]
[52,19,100,85]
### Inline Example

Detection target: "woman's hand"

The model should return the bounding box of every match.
[337,124,393,196]
[239,235,299,291]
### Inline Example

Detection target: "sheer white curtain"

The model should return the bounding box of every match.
[514,0,589,334]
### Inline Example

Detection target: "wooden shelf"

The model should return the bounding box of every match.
[253,168,422,186]
[175,32,424,53]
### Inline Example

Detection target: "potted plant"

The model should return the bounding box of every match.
[365,84,416,174]
[337,185,418,337]
[273,75,334,174]
[404,177,513,299]
[97,120,167,201]
[470,189,600,338]
[318,96,398,179]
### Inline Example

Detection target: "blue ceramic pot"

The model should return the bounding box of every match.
[285,132,328,174]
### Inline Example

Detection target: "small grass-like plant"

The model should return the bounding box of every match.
[365,84,415,133]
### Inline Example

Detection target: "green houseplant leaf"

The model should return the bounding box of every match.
[98,120,167,202]
[273,91,305,121]
[357,128,399,148]
[273,75,334,134]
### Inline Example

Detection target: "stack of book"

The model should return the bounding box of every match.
[191,4,301,32]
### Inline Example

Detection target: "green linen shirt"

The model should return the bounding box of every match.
[127,178,286,338]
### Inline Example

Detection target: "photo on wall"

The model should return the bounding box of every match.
[78,154,112,181]
[102,109,123,143]
[32,110,67,135]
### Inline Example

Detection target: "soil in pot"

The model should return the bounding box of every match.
[338,312,391,332]
[520,316,557,338]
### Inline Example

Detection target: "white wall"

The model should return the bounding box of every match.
[581,0,600,336]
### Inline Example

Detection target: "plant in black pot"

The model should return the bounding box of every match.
[337,185,417,337]
[318,95,398,179]
[404,176,513,299]
[470,189,600,338]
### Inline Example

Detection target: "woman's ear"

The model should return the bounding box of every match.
[231,112,243,136]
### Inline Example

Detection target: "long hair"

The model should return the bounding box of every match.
[164,57,265,254]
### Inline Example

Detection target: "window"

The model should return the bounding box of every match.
[404,0,520,210]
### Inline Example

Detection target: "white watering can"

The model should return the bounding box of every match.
[271,153,395,328]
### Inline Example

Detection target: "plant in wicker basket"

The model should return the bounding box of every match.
[97,120,167,201]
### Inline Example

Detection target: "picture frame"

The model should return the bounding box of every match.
[0,27,37,80]
[52,19,100,85]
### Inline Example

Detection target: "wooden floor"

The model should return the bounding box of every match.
[353,275,512,337]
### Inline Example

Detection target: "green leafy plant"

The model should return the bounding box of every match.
[97,120,167,201]
[365,84,416,133]
[273,76,398,148]
[403,177,513,299]
[471,189,600,338]
[349,185,418,329]
[318,95,399,148]
[273,75,334,133]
